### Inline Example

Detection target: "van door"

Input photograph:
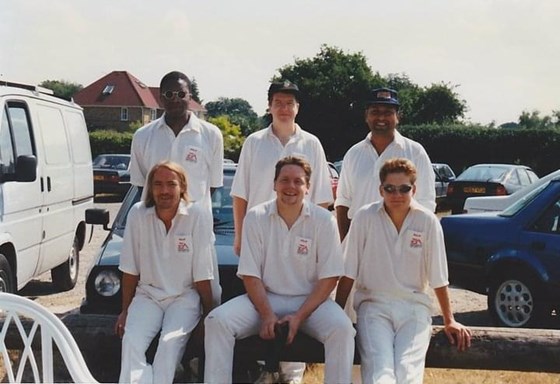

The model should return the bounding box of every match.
[0,100,44,288]
[34,102,74,274]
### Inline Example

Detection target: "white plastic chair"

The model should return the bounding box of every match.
[0,292,98,383]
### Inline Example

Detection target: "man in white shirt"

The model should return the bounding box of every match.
[128,70,223,305]
[336,158,471,384]
[205,156,355,384]
[335,88,436,240]
[115,161,214,384]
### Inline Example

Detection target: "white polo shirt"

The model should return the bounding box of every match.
[238,199,343,296]
[335,131,436,218]
[343,200,448,310]
[129,114,224,211]
[231,124,333,209]
[119,200,215,302]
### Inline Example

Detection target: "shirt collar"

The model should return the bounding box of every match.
[158,113,201,133]
[266,198,311,218]
[265,123,303,140]
[365,130,405,149]
[143,199,191,218]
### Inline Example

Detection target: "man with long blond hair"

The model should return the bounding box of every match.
[115,161,214,384]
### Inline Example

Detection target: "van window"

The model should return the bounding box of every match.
[9,104,35,157]
[65,110,91,164]
[37,104,70,165]
[0,108,16,174]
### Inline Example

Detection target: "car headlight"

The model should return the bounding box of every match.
[94,270,121,297]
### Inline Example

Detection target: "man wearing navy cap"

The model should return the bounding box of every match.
[334,87,436,241]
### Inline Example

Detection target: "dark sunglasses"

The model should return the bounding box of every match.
[382,184,413,194]
[161,90,188,100]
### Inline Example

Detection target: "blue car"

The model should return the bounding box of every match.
[81,166,243,314]
[441,176,560,328]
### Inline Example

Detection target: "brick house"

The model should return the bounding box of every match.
[73,71,206,131]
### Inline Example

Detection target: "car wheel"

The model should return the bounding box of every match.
[488,271,544,328]
[51,235,80,291]
[0,253,15,293]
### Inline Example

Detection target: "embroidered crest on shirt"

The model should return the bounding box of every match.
[410,232,423,248]
[296,237,310,255]
[185,146,199,163]
[177,237,189,252]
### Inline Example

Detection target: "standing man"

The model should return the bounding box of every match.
[129,70,224,305]
[205,156,355,384]
[115,161,214,384]
[230,80,333,382]
[336,158,471,384]
[335,87,436,240]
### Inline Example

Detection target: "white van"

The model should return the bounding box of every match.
[0,81,93,293]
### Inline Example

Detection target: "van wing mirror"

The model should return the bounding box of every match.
[86,208,111,231]
[15,155,37,182]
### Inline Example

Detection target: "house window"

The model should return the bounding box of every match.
[121,107,129,121]
[102,85,115,95]
[151,109,157,121]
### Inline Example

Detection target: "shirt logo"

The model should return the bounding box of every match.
[185,147,199,163]
[410,232,423,248]
[177,237,189,253]
[297,237,310,255]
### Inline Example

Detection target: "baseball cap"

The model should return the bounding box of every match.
[364,87,399,108]
[268,80,300,100]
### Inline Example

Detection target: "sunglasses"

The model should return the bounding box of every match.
[161,90,188,100]
[382,184,413,194]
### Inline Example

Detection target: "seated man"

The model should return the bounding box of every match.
[336,158,471,384]
[204,156,355,384]
[115,161,214,384]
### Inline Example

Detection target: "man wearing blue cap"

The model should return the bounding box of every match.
[334,87,436,241]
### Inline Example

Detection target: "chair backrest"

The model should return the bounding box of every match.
[0,292,98,383]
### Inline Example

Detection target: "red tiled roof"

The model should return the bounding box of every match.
[74,71,160,108]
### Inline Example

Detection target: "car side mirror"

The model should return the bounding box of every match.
[86,208,111,231]
[0,155,37,183]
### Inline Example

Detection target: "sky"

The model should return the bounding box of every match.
[1,0,559,125]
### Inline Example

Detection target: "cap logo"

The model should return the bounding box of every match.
[376,91,392,100]
[283,81,291,88]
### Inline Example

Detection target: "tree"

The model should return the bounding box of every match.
[406,83,467,125]
[190,78,202,104]
[274,45,383,160]
[518,110,559,129]
[39,80,83,99]
[205,97,260,135]
[207,115,245,160]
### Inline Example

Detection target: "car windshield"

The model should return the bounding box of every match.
[113,168,234,231]
[499,181,549,217]
[458,166,508,182]
[93,155,130,170]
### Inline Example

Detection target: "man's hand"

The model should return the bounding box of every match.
[444,320,472,352]
[278,314,303,344]
[115,311,127,338]
[233,235,241,256]
[259,313,279,340]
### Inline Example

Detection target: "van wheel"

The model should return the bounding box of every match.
[0,253,15,293]
[51,236,79,291]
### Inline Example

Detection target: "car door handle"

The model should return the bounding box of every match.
[531,241,545,251]
[47,176,51,192]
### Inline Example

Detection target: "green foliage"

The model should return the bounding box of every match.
[208,116,245,161]
[127,120,144,133]
[404,83,467,125]
[518,110,560,129]
[190,78,202,104]
[205,97,260,135]
[89,130,133,158]
[39,79,83,99]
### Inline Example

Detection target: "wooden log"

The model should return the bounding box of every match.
[3,313,560,377]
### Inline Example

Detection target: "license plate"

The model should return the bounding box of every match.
[94,175,105,181]
[464,186,486,194]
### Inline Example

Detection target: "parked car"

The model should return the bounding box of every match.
[81,166,243,314]
[92,154,131,197]
[327,162,339,209]
[444,164,539,214]
[333,160,343,174]
[464,169,560,214]
[433,163,456,199]
[0,81,93,293]
[441,176,560,328]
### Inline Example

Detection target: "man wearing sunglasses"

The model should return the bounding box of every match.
[129,71,224,306]
[336,158,471,384]
[334,87,436,241]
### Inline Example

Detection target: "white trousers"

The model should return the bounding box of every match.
[119,291,201,384]
[357,299,432,384]
[204,293,355,384]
